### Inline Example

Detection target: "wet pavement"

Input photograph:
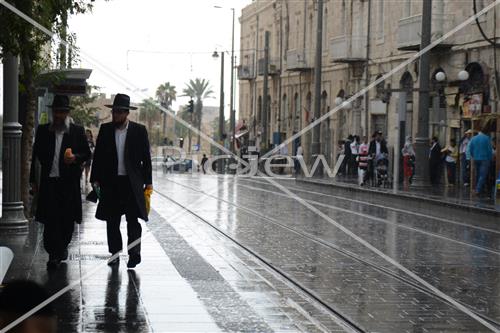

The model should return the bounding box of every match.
[1,173,499,332]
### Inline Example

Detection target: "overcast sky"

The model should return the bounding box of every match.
[69,0,252,114]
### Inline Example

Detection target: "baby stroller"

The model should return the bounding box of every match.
[375,155,389,187]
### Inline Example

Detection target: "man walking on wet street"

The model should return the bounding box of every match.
[30,95,91,269]
[91,94,153,268]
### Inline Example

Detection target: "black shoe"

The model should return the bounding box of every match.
[47,259,61,270]
[107,254,120,266]
[127,254,141,269]
[61,249,69,261]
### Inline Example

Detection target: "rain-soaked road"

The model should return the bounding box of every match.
[153,173,500,333]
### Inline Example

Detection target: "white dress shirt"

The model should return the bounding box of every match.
[49,131,65,178]
[115,122,129,176]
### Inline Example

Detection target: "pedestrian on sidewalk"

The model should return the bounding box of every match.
[468,126,493,196]
[294,143,303,176]
[357,136,369,186]
[350,135,360,177]
[30,95,91,269]
[83,129,95,187]
[344,136,354,176]
[0,280,57,333]
[201,154,208,174]
[91,94,153,269]
[459,129,473,186]
[442,138,458,185]
[429,137,442,186]
[402,136,415,187]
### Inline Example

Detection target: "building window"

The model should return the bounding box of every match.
[403,0,411,17]
[377,0,384,40]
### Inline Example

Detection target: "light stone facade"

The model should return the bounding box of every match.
[238,0,500,169]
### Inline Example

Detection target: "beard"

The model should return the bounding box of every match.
[113,119,126,128]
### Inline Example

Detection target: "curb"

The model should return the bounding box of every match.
[298,178,500,217]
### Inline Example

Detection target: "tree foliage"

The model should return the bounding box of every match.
[182,78,214,145]
[70,86,100,128]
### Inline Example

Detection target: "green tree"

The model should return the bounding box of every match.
[70,86,100,128]
[182,78,214,146]
[0,0,96,215]
[155,82,176,141]
[139,98,161,141]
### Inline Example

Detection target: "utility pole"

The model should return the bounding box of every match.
[311,0,324,177]
[230,8,236,154]
[412,0,432,188]
[261,31,270,153]
[0,54,28,232]
[218,52,225,174]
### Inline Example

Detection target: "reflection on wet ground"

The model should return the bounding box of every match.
[2,173,499,332]
[154,174,500,332]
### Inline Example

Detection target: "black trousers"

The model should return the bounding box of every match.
[106,176,142,256]
[43,178,75,259]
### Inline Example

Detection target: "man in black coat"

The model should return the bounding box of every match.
[429,136,443,186]
[30,95,91,269]
[90,94,152,269]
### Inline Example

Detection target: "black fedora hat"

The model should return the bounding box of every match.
[105,93,137,110]
[47,95,72,111]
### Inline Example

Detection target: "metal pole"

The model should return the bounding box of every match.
[412,0,432,188]
[364,0,372,137]
[0,54,28,232]
[230,8,236,154]
[261,31,270,152]
[311,0,324,177]
[218,52,225,174]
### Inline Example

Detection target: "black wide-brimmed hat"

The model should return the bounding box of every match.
[47,95,72,111]
[105,93,137,110]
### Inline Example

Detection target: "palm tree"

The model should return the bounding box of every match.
[182,78,214,146]
[156,82,177,141]
[139,98,161,137]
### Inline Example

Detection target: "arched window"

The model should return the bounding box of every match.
[281,94,288,132]
[293,93,300,132]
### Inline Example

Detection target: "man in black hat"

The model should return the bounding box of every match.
[30,95,91,269]
[91,93,152,269]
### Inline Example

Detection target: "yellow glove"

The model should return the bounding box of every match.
[144,188,153,215]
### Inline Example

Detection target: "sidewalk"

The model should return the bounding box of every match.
[0,201,221,332]
[298,175,500,216]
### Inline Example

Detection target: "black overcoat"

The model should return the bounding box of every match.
[29,123,91,224]
[90,121,152,221]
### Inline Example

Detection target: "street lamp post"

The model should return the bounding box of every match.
[215,6,236,154]
[412,0,432,188]
[0,54,28,232]
[213,51,225,174]
[311,0,324,177]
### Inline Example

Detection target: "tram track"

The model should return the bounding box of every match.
[240,178,500,236]
[155,177,500,330]
[153,187,367,333]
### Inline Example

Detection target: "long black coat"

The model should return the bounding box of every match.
[90,121,152,221]
[30,123,90,224]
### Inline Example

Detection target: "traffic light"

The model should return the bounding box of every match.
[179,137,184,148]
[187,99,194,113]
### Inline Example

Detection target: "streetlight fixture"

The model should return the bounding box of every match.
[214,5,236,155]
[213,49,225,173]
[435,71,447,82]
[458,70,470,81]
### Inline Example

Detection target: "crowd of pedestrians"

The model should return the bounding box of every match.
[335,126,496,197]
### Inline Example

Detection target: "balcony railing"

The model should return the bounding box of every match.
[397,14,454,51]
[257,57,280,76]
[286,49,313,71]
[330,35,367,63]
[238,64,256,80]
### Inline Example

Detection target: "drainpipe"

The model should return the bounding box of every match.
[364,0,372,137]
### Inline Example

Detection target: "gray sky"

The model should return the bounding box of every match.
[69,0,252,115]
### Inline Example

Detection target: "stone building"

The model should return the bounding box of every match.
[238,0,500,174]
